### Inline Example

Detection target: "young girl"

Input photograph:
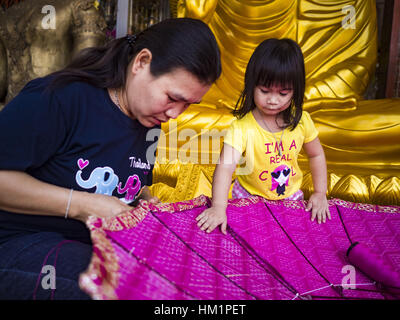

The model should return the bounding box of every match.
[197,38,330,235]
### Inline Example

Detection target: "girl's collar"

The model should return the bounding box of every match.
[250,109,285,134]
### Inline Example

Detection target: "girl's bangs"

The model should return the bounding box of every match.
[256,58,296,89]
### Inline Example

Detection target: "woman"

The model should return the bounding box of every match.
[0,18,221,299]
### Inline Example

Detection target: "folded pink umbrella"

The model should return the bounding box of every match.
[347,242,400,295]
[79,195,400,300]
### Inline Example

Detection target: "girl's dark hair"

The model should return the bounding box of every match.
[48,18,221,89]
[233,38,305,131]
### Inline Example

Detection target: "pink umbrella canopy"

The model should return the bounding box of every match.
[79,195,400,300]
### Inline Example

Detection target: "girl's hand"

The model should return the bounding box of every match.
[305,192,331,224]
[196,206,227,235]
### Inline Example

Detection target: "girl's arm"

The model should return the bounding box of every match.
[211,144,241,208]
[196,143,241,234]
[0,170,133,223]
[303,137,331,223]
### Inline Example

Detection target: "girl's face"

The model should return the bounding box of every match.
[253,84,293,117]
[123,49,211,128]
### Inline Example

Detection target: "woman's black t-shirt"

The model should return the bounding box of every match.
[0,76,160,243]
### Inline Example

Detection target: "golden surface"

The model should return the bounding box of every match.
[0,0,107,108]
[150,0,400,205]
[174,0,378,108]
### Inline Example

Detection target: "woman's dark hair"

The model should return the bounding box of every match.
[233,38,305,131]
[48,18,221,89]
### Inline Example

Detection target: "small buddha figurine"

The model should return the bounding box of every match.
[0,0,107,108]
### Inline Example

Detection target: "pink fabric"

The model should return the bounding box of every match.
[232,179,304,200]
[79,195,400,300]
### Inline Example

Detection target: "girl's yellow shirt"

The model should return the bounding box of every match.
[224,110,319,200]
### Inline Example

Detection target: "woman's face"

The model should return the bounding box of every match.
[123,49,211,128]
[253,84,293,117]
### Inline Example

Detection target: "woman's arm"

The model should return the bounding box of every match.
[303,137,331,223]
[0,170,133,223]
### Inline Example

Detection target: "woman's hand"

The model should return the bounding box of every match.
[305,192,331,224]
[71,192,133,223]
[196,206,227,234]
[73,190,162,223]
[146,196,161,204]
[138,196,161,207]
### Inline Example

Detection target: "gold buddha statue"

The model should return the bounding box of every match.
[150,0,400,205]
[0,0,107,108]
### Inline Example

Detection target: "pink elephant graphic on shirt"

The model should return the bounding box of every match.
[117,174,141,203]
